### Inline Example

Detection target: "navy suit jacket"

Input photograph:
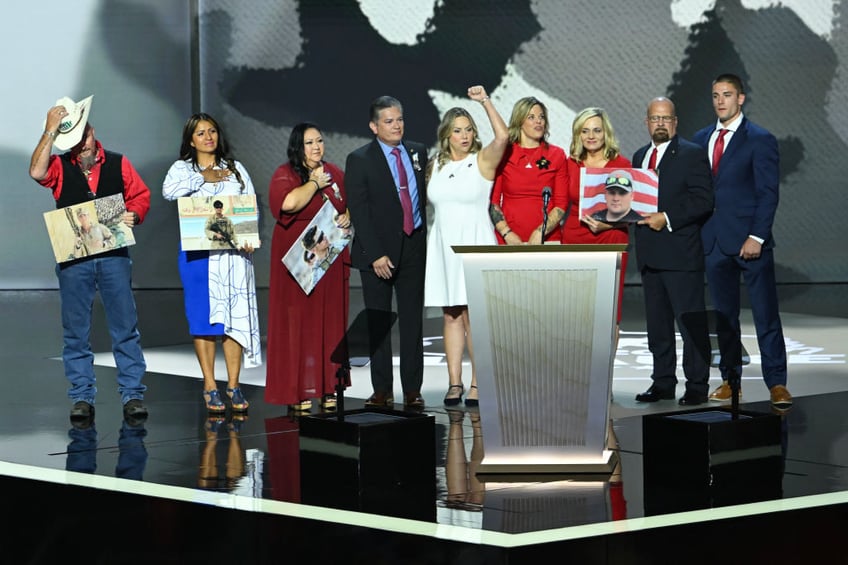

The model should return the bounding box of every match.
[632,135,714,271]
[345,138,429,271]
[692,118,780,255]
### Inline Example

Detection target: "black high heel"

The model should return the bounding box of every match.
[443,384,464,406]
[464,385,479,407]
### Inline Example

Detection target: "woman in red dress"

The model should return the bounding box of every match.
[563,107,632,326]
[490,96,569,244]
[266,123,351,412]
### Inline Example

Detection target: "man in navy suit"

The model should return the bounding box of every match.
[693,74,792,410]
[346,96,429,408]
[633,97,714,406]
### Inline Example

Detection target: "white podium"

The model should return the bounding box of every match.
[453,244,625,474]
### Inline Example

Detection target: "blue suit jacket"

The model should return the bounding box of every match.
[692,118,780,255]
[632,135,714,271]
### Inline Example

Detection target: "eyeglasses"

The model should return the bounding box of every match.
[648,115,676,123]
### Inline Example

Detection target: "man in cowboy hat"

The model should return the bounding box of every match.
[29,95,151,424]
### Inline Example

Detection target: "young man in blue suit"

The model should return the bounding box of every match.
[633,97,715,406]
[693,73,792,410]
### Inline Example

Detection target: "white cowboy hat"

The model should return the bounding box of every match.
[49,95,94,151]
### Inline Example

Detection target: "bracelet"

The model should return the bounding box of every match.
[480,97,490,104]
[44,130,57,138]
[501,228,512,238]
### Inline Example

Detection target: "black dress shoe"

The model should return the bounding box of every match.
[678,393,708,406]
[635,386,675,403]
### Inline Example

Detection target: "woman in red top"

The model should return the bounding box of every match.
[490,97,569,244]
[563,107,631,323]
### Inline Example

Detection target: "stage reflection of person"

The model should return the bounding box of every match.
[266,122,350,413]
[66,419,148,480]
[490,96,569,244]
[162,113,261,415]
[445,410,484,509]
[424,85,508,408]
[198,416,246,491]
[264,416,301,503]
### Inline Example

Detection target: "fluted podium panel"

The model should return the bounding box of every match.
[453,245,625,474]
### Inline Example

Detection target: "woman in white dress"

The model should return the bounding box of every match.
[162,113,262,414]
[424,85,508,407]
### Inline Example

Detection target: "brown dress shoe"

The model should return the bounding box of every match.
[403,392,425,408]
[709,382,741,401]
[364,392,394,407]
[769,384,793,409]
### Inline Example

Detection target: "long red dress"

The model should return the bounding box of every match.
[491,142,570,243]
[562,154,632,322]
[265,161,349,405]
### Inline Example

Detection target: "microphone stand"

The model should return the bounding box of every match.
[540,187,551,243]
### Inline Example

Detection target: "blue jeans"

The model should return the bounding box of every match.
[56,252,147,405]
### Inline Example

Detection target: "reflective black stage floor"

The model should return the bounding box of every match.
[1,289,847,563]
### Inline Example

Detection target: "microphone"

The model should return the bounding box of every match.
[542,186,552,209]
[540,186,552,243]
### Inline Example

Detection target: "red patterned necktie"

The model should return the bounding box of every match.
[647,147,658,170]
[391,147,414,235]
[712,129,728,175]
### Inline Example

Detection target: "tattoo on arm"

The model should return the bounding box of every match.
[540,208,565,235]
[489,203,504,225]
[549,207,565,226]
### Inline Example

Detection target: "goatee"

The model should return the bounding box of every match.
[80,154,96,171]
[651,129,670,144]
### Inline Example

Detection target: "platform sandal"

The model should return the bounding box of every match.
[204,389,226,413]
[321,394,338,410]
[290,399,312,412]
[227,387,250,412]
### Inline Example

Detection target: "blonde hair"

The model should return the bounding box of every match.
[432,107,482,171]
[569,107,621,163]
[507,96,550,145]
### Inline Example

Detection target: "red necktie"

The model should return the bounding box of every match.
[647,147,658,170]
[712,129,728,175]
[391,147,414,235]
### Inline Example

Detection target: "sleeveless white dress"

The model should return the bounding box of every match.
[424,152,496,307]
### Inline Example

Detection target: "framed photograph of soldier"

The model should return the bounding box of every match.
[176,194,260,251]
[282,198,353,295]
[43,193,136,263]
[579,167,659,227]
